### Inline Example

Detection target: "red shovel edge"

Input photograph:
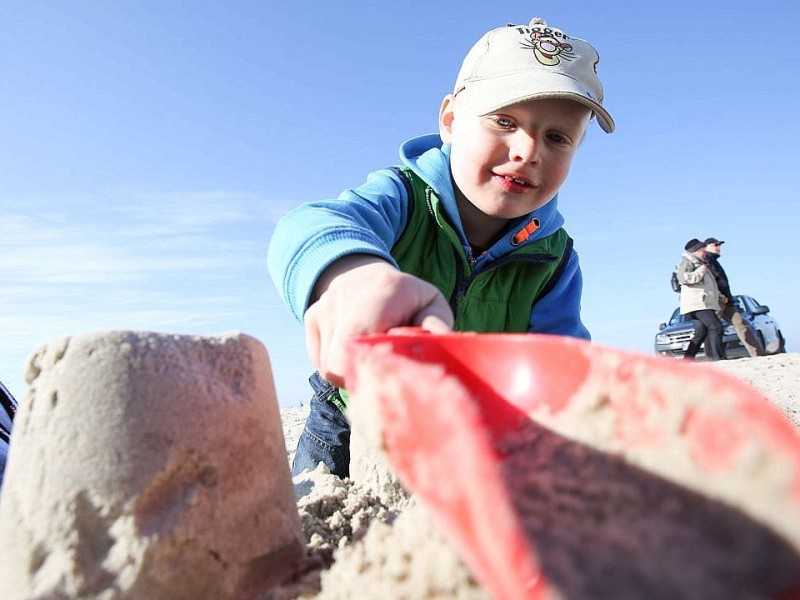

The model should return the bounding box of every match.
[345,330,800,600]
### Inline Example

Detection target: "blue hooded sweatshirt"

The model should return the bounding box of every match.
[267,133,590,340]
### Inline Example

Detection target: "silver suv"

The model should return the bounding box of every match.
[654,295,786,358]
[0,381,16,489]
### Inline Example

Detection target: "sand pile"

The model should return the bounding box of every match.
[2,331,800,599]
[0,331,303,600]
[277,352,800,599]
[270,464,487,600]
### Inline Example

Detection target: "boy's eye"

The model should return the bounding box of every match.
[494,117,514,128]
[546,132,568,144]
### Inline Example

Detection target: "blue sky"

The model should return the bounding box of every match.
[2,1,799,407]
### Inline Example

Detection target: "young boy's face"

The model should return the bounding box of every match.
[439,95,591,234]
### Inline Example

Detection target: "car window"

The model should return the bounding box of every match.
[668,309,691,325]
[0,382,16,438]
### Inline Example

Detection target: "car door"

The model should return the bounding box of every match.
[0,381,16,489]
[740,296,778,352]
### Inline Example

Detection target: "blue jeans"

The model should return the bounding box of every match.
[291,372,351,478]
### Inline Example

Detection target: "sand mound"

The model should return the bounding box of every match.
[2,336,798,599]
[0,331,303,600]
[277,353,800,599]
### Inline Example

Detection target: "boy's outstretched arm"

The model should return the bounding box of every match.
[304,254,453,388]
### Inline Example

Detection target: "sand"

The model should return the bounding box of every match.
[2,338,798,599]
[0,331,303,600]
[275,353,800,599]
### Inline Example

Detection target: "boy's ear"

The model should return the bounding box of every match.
[438,94,456,143]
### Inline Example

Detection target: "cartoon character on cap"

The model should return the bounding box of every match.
[520,24,574,66]
[452,17,615,133]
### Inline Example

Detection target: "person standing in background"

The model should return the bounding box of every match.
[703,237,764,357]
[678,239,725,361]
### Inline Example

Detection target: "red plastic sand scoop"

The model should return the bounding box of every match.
[345,330,800,600]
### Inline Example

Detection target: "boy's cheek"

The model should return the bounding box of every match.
[448,151,475,190]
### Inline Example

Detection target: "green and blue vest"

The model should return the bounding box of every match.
[330,166,572,413]
[390,165,571,332]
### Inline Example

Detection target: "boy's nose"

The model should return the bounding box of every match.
[510,132,538,164]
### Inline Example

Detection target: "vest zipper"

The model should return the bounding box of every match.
[448,252,558,319]
[450,248,466,317]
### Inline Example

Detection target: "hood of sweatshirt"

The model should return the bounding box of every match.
[398,134,566,259]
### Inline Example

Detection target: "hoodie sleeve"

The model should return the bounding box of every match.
[527,248,591,340]
[267,169,411,323]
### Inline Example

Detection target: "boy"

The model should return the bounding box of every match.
[268,17,615,477]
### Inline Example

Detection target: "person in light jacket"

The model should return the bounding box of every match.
[677,239,724,360]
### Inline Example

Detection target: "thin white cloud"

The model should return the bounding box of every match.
[0,188,289,399]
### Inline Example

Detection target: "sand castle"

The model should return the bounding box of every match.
[0,330,303,600]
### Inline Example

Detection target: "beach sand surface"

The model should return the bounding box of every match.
[274,353,800,599]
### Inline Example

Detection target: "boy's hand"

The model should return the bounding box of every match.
[304,255,453,388]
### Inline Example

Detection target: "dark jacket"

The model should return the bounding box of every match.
[705,253,733,303]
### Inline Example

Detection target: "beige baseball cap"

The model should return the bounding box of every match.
[453,17,615,133]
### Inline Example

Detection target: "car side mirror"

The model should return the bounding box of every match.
[659,323,667,330]
[752,306,769,316]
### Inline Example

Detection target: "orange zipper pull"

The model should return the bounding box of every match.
[511,218,540,245]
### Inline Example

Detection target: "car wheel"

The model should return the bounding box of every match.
[777,331,787,353]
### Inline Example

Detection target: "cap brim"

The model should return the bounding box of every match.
[461,70,615,133]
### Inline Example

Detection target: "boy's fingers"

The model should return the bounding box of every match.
[409,279,454,332]
[418,314,453,333]
[303,271,453,388]
[304,301,355,388]
[318,331,348,388]
[304,302,338,384]
[319,366,345,390]
[414,298,454,333]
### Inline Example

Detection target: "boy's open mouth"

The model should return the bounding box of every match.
[495,173,535,190]
[503,175,531,186]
